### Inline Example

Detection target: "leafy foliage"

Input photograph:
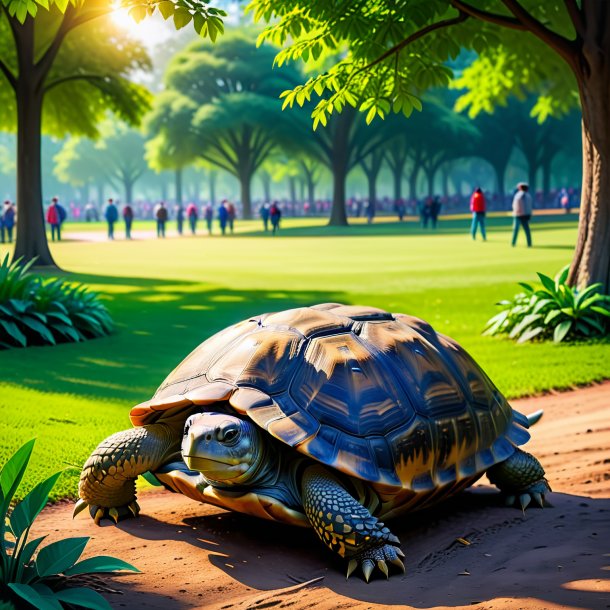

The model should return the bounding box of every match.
[484,267,610,343]
[0,256,113,349]
[247,1,580,127]
[0,440,138,610]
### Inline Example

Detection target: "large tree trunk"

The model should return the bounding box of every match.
[124,179,133,206]
[96,183,104,207]
[307,175,315,208]
[541,157,552,206]
[288,176,297,205]
[240,172,253,219]
[569,101,610,290]
[491,159,507,199]
[392,165,403,202]
[175,168,183,204]
[209,170,216,205]
[12,21,57,268]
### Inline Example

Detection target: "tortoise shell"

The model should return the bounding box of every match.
[130,304,530,491]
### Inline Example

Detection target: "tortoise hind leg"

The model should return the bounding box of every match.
[76,424,179,525]
[301,465,405,582]
[486,448,551,511]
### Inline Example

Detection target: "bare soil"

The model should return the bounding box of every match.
[35,382,610,610]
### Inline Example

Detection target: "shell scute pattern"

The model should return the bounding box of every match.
[133,304,530,492]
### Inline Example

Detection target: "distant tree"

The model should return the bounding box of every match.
[55,123,148,204]
[160,31,299,218]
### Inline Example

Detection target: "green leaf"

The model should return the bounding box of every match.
[537,272,557,295]
[64,555,140,576]
[10,471,62,538]
[20,316,56,345]
[54,587,113,610]
[128,5,147,23]
[517,326,544,343]
[8,584,61,610]
[544,309,562,325]
[590,305,610,317]
[173,7,192,29]
[35,536,89,578]
[509,313,542,339]
[157,0,174,19]
[553,319,572,343]
[16,535,47,581]
[0,439,36,516]
[0,318,27,346]
[555,265,570,287]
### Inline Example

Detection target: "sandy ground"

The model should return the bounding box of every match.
[35,382,610,610]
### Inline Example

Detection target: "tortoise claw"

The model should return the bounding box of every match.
[389,557,406,573]
[109,507,120,524]
[346,559,358,579]
[377,560,389,579]
[128,500,140,517]
[93,508,105,526]
[73,499,89,518]
[362,559,374,583]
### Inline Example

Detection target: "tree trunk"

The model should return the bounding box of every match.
[97,183,104,207]
[12,21,57,268]
[307,175,315,208]
[426,168,435,197]
[288,176,297,205]
[260,172,271,203]
[366,170,377,208]
[568,93,610,290]
[175,167,183,204]
[392,165,402,202]
[408,165,419,200]
[124,179,133,206]
[541,157,551,206]
[491,160,507,199]
[209,170,216,205]
[240,172,253,219]
[528,165,537,196]
[328,113,351,226]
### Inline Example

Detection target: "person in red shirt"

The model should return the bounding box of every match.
[469,187,487,241]
[46,197,61,241]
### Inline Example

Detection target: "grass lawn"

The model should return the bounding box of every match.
[0,212,608,500]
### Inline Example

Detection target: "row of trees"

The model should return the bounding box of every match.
[45,31,580,223]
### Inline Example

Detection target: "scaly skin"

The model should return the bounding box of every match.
[487,448,552,510]
[76,424,179,524]
[301,465,405,581]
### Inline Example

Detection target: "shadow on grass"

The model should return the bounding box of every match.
[0,272,345,404]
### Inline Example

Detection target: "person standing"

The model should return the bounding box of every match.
[2,200,16,243]
[155,201,168,238]
[260,203,270,231]
[366,199,376,224]
[430,196,442,229]
[104,199,118,240]
[269,200,282,235]
[511,182,533,247]
[217,200,228,235]
[469,187,487,241]
[46,197,62,241]
[0,201,7,243]
[122,202,134,239]
[226,201,236,234]
[175,204,184,236]
[203,204,213,235]
[186,202,198,234]
[419,198,429,228]
[559,188,571,214]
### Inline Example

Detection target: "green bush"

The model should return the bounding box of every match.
[1,440,138,610]
[0,256,113,349]
[484,266,610,343]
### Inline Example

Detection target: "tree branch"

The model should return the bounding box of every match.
[500,0,577,63]
[43,73,108,93]
[564,0,585,38]
[0,58,17,90]
[450,0,525,30]
[351,10,471,80]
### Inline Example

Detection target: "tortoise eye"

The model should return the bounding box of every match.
[222,427,239,443]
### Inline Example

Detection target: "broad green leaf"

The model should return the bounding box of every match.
[553,319,572,343]
[537,272,557,294]
[157,0,174,19]
[64,555,140,575]
[8,583,60,610]
[555,265,570,287]
[517,326,544,343]
[0,439,36,514]
[10,471,62,538]
[590,305,610,317]
[20,316,56,345]
[544,309,562,325]
[35,536,89,578]
[173,7,192,29]
[0,318,27,346]
[54,587,113,610]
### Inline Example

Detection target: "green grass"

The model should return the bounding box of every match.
[0,212,608,500]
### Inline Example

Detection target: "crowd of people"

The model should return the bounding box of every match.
[0,184,580,245]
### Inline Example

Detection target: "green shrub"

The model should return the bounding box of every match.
[1,440,139,610]
[0,256,113,349]
[484,266,610,343]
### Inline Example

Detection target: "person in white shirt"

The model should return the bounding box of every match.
[511,182,533,247]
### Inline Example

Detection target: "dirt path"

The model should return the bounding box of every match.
[35,382,610,610]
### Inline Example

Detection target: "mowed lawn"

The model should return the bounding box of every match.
[0,212,608,500]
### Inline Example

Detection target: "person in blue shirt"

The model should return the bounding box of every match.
[218,200,228,235]
[2,200,16,243]
[104,198,119,240]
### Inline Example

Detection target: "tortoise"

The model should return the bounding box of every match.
[76,304,550,581]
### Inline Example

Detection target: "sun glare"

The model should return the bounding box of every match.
[111,4,171,46]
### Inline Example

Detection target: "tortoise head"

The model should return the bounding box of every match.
[181,412,265,486]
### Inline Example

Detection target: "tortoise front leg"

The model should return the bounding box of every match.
[301,465,405,582]
[487,448,551,511]
[75,424,180,524]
